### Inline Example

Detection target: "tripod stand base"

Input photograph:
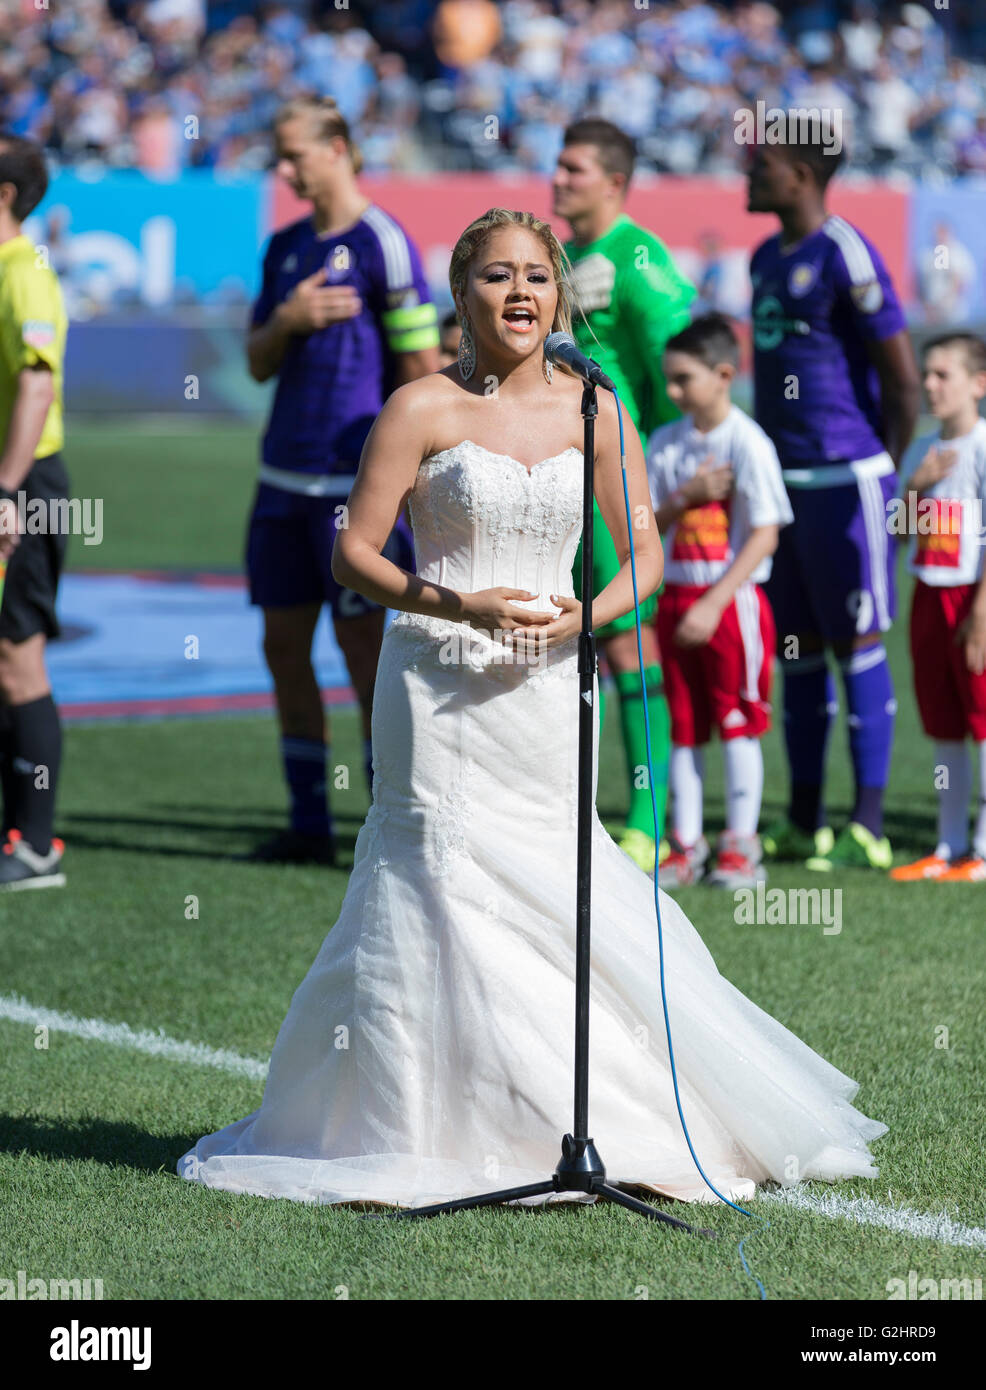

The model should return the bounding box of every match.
[362,1134,717,1237]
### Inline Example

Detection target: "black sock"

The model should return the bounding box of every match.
[8,694,62,855]
[0,704,15,836]
[789,783,824,835]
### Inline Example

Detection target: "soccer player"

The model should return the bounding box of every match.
[747,134,920,871]
[889,334,986,882]
[553,118,696,873]
[246,98,439,864]
[648,315,792,889]
[0,134,68,891]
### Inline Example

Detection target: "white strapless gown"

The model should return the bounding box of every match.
[177,440,887,1207]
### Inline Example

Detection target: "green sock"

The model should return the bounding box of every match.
[615,665,670,839]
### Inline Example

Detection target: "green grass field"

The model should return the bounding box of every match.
[0,421,983,1301]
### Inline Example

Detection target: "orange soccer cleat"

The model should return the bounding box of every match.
[888,854,950,881]
[937,856,986,882]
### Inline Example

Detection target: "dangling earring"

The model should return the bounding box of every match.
[542,352,553,384]
[458,316,475,381]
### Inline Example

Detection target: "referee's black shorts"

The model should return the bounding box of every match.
[0,451,70,644]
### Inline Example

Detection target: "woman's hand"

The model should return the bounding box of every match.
[508,593,582,656]
[462,588,556,640]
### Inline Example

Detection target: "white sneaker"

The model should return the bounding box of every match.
[704,831,767,889]
[0,830,66,891]
[657,834,709,889]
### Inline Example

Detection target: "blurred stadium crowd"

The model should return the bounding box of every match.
[2,0,985,182]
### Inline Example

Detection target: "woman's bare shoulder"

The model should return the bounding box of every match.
[377,369,464,449]
[385,368,461,417]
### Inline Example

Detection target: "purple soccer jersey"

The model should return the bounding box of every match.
[752,216,907,643]
[751,215,906,469]
[246,205,436,613]
[252,205,436,476]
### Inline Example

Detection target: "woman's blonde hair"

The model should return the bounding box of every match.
[274,96,363,175]
[448,208,577,358]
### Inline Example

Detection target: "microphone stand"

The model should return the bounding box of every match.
[371,381,712,1236]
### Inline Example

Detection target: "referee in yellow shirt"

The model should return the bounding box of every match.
[0,134,68,890]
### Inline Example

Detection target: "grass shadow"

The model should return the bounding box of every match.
[0,1114,198,1177]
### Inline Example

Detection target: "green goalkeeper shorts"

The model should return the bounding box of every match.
[572,500,658,641]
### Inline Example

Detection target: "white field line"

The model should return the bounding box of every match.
[0,993,268,1082]
[4,992,984,1250]
[760,1186,986,1249]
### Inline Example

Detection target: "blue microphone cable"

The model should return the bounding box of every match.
[610,390,769,1300]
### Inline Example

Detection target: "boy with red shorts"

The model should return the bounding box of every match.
[890,333,986,882]
[646,315,793,888]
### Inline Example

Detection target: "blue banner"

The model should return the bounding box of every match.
[23,171,264,311]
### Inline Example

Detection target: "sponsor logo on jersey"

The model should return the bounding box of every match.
[914,497,963,567]
[850,280,884,314]
[788,263,817,298]
[281,253,298,273]
[752,294,810,350]
[672,499,732,563]
[566,253,615,313]
[23,320,56,349]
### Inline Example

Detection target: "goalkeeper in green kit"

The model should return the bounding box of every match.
[553,119,695,872]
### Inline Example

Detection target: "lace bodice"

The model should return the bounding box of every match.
[405,439,584,609]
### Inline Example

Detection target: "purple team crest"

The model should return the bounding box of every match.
[787,263,817,298]
[323,244,357,282]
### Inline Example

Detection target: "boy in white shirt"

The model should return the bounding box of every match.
[646,314,793,888]
[889,333,986,882]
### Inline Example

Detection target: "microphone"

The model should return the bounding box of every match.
[543,332,617,392]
